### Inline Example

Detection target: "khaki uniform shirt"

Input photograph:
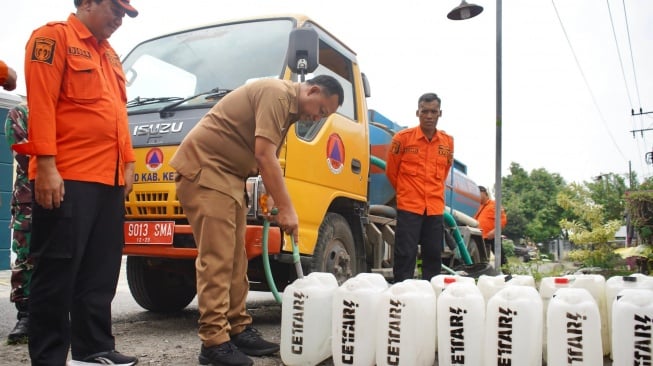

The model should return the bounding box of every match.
[170,79,299,204]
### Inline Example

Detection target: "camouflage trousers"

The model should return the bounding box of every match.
[10,229,32,303]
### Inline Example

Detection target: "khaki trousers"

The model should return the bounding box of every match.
[176,175,251,346]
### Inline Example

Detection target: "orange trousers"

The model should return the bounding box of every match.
[176,175,251,346]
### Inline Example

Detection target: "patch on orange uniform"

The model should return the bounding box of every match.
[390,140,401,154]
[31,37,56,64]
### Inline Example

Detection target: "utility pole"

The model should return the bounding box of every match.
[632,108,653,116]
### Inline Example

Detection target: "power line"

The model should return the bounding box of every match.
[606,0,648,176]
[606,0,634,109]
[622,0,643,111]
[551,0,628,161]
[620,0,652,177]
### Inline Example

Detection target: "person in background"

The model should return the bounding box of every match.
[170,75,344,366]
[13,0,139,364]
[0,60,17,91]
[474,185,508,268]
[386,92,454,283]
[5,104,33,345]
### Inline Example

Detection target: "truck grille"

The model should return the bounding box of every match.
[125,190,185,218]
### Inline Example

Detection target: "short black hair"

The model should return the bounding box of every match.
[478,186,487,193]
[418,93,441,108]
[74,0,102,6]
[307,75,344,106]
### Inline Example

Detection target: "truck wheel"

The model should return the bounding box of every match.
[127,256,196,312]
[311,213,359,285]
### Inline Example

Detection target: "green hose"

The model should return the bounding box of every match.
[262,217,282,303]
[370,155,386,170]
[262,208,304,304]
[444,211,473,265]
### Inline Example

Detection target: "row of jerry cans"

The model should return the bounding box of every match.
[280,271,653,366]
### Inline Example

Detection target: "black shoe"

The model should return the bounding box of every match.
[199,342,253,366]
[70,350,138,365]
[231,326,280,356]
[6,316,29,345]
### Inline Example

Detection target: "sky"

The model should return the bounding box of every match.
[2,0,652,188]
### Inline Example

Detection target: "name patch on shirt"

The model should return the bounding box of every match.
[438,145,451,156]
[439,144,453,164]
[31,37,56,65]
[105,51,122,68]
[68,46,91,59]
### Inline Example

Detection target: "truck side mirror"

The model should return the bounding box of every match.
[361,72,371,98]
[287,27,319,81]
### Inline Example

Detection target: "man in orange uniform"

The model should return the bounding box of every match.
[474,185,508,267]
[13,1,139,364]
[386,93,453,282]
[0,60,17,91]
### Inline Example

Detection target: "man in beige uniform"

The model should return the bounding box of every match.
[170,75,344,366]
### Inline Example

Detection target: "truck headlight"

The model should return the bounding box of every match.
[245,176,270,218]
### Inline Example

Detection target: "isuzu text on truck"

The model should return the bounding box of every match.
[120,15,489,312]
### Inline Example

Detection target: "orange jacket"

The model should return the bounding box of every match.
[14,14,134,186]
[0,60,8,85]
[386,126,453,215]
[474,199,507,240]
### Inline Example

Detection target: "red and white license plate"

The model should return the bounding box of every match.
[124,221,174,245]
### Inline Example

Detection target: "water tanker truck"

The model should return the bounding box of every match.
[120,14,490,312]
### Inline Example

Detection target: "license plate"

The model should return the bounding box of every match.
[124,221,175,245]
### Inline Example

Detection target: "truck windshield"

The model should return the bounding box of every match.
[122,19,294,110]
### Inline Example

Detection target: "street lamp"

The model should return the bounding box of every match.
[447,0,505,271]
[447,0,484,20]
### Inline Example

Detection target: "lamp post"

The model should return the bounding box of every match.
[448,0,504,271]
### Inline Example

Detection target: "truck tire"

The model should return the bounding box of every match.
[127,256,196,312]
[310,213,359,285]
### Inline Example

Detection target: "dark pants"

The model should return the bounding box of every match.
[485,238,507,266]
[393,210,443,282]
[28,181,125,365]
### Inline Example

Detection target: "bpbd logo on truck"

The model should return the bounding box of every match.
[133,147,176,183]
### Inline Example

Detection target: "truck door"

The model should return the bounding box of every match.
[283,35,369,206]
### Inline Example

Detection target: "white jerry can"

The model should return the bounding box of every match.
[331,272,388,366]
[280,272,339,366]
[437,282,485,366]
[611,288,653,365]
[484,285,543,366]
[375,279,436,366]
[546,287,603,365]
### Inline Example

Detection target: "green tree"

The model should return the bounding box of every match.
[625,176,653,245]
[557,183,624,269]
[586,173,628,222]
[502,163,566,244]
